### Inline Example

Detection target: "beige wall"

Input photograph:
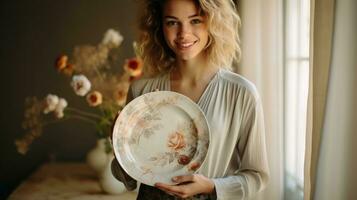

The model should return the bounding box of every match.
[0,0,138,197]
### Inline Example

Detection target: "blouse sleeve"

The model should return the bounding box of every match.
[111,84,138,191]
[211,97,270,200]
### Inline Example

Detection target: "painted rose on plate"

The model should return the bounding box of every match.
[167,132,186,151]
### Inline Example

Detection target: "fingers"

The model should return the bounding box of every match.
[155,175,197,198]
[154,183,175,191]
[172,175,195,184]
[155,175,194,195]
[155,183,182,194]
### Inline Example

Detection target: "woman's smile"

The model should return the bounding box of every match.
[175,40,198,50]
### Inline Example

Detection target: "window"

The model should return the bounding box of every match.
[284,0,310,199]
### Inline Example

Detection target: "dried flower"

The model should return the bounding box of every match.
[16,29,139,155]
[123,57,143,77]
[55,55,68,71]
[113,82,129,106]
[86,91,103,107]
[16,97,44,154]
[43,94,59,114]
[101,29,123,47]
[72,45,109,74]
[15,138,31,155]
[71,74,91,96]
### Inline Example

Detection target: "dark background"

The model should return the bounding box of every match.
[0,0,139,198]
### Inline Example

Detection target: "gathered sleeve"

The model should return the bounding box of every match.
[212,96,270,200]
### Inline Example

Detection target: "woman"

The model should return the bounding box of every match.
[111,0,269,199]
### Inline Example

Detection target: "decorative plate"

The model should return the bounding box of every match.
[112,91,210,186]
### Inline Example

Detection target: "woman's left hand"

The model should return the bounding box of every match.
[155,174,215,198]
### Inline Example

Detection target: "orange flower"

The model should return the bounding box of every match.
[55,54,74,76]
[86,91,103,107]
[55,55,68,71]
[167,132,186,151]
[113,82,129,106]
[123,57,143,77]
[62,63,74,76]
[114,89,126,106]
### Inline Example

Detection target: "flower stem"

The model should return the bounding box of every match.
[94,67,105,82]
[43,118,70,126]
[66,107,102,119]
[67,115,98,125]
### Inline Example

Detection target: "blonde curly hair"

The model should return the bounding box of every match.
[137,0,241,76]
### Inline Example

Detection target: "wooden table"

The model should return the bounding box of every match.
[9,162,138,200]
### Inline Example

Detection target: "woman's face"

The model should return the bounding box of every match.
[162,0,209,61]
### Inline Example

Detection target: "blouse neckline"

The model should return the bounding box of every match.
[165,68,222,105]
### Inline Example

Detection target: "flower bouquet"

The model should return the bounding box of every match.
[15,29,143,156]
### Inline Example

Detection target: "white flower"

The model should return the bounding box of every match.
[43,94,59,114]
[101,29,123,47]
[54,98,68,118]
[86,91,103,107]
[71,74,91,96]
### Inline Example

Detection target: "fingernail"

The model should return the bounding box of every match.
[172,177,178,182]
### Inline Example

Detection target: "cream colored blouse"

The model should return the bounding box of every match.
[112,68,269,200]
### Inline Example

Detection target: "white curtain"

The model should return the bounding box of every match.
[237,0,284,199]
[305,0,357,199]
[304,0,335,198]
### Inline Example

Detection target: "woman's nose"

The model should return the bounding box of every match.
[177,23,191,39]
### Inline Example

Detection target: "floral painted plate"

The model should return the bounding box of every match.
[112,91,210,186]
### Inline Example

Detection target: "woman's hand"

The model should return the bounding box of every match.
[155,174,215,198]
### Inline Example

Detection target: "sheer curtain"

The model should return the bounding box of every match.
[237,0,284,199]
[305,0,357,199]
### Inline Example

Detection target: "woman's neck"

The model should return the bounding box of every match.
[169,56,220,103]
[173,55,218,84]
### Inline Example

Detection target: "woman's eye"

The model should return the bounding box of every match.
[166,21,178,26]
[191,19,202,24]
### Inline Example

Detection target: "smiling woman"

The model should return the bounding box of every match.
[137,0,241,76]
[161,0,209,61]
[111,0,269,200]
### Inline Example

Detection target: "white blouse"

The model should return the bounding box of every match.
[112,68,269,200]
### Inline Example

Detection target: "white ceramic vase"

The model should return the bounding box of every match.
[99,154,127,194]
[86,138,110,174]
[86,138,127,194]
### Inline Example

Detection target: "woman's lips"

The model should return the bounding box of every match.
[175,41,197,50]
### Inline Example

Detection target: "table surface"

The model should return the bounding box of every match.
[9,162,138,200]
